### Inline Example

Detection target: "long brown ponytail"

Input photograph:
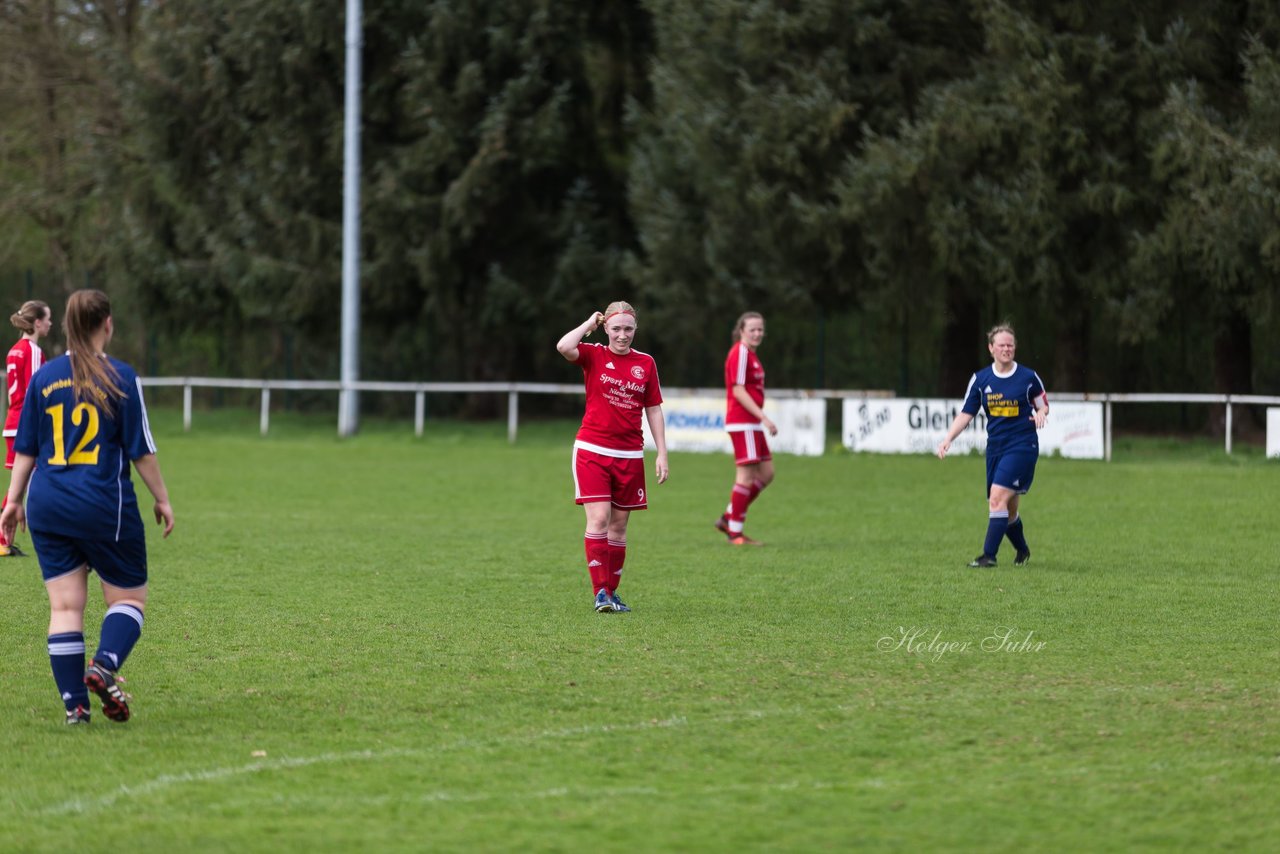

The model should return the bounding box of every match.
[63,289,125,409]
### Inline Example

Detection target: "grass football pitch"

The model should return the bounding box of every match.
[1,411,1276,851]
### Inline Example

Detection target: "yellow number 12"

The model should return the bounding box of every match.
[45,403,101,466]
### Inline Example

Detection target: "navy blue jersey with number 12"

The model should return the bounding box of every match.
[14,354,157,541]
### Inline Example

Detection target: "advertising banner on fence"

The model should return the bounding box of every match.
[644,396,827,456]
[841,398,1104,458]
[1268,408,1280,458]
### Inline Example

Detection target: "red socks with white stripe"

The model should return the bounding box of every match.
[726,480,766,534]
[584,532,608,592]
[607,538,626,594]
[727,484,750,533]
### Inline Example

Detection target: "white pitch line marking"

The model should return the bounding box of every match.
[38,705,857,816]
[203,780,850,811]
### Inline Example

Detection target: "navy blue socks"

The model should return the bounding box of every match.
[982,510,1009,558]
[94,603,144,672]
[1006,515,1030,554]
[48,632,90,712]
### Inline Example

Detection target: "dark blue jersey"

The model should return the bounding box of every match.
[14,354,157,541]
[960,362,1047,454]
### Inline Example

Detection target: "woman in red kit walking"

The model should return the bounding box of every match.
[714,311,776,546]
[557,301,669,613]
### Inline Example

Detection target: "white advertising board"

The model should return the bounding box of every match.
[644,396,826,456]
[1268,408,1280,458]
[842,398,1104,459]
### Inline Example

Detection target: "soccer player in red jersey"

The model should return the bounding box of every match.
[715,312,777,546]
[557,301,669,613]
[2,300,52,557]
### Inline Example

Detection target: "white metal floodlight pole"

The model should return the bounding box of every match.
[339,0,363,436]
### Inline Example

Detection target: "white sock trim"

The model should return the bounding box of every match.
[106,603,145,628]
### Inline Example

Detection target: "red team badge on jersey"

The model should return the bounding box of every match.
[631,365,645,380]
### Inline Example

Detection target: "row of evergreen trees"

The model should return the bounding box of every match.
[2,1,1278,421]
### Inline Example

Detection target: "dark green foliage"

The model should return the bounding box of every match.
[0,0,143,290]
[359,1,632,394]
[1137,36,1280,403]
[105,0,643,400]
[111,1,346,376]
[627,0,970,389]
[837,1,1271,394]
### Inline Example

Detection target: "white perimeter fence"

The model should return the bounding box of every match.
[140,378,1280,460]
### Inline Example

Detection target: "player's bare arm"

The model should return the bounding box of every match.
[1031,397,1049,429]
[0,452,36,542]
[937,412,975,459]
[133,454,175,538]
[646,405,669,484]
[732,384,777,435]
[556,312,604,362]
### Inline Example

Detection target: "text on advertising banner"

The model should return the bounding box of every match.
[841,398,1104,459]
[644,396,826,456]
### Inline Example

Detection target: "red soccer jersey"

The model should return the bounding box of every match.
[5,337,43,437]
[724,342,765,428]
[573,342,663,453]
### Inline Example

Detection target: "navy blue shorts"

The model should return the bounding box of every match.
[31,529,148,589]
[986,448,1038,496]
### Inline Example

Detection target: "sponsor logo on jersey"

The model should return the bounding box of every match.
[606,362,615,369]
[986,388,1018,417]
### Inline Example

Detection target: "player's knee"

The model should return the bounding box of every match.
[110,596,147,612]
[48,602,85,633]
[50,602,80,618]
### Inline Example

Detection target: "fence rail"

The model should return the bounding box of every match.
[1051,392,1280,459]
[140,377,1280,457]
